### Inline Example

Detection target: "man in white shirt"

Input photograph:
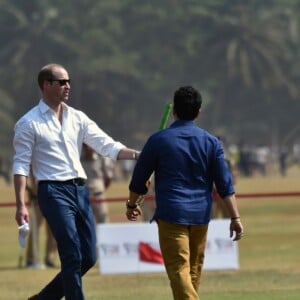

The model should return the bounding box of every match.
[13,63,140,300]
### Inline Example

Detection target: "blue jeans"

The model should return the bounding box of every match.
[37,182,97,300]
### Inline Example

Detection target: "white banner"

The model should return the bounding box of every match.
[97,219,239,274]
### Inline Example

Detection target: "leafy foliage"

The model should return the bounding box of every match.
[0,0,299,157]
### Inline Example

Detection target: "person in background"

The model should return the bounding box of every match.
[126,86,244,300]
[140,178,156,222]
[13,63,140,300]
[279,146,288,177]
[25,172,57,269]
[0,156,12,184]
[81,144,115,224]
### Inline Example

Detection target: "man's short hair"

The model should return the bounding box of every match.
[173,86,202,120]
[37,63,64,90]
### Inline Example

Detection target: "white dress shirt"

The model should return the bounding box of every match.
[13,100,125,181]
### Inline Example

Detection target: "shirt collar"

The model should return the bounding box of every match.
[170,120,195,128]
[38,99,68,114]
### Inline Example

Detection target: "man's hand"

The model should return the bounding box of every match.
[14,174,29,226]
[15,205,29,226]
[230,218,244,241]
[126,207,142,221]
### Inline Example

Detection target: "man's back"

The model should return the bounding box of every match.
[130,120,234,225]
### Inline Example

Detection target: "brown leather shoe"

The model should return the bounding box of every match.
[28,294,39,300]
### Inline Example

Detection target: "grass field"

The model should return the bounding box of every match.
[1,166,300,299]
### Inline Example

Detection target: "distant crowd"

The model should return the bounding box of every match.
[222,141,300,178]
[1,141,300,186]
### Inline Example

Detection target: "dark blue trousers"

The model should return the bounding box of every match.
[37,182,97,300]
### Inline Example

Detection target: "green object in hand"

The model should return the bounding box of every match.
[159,103,173,130]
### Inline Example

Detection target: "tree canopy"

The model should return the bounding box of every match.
[0,0,299,157]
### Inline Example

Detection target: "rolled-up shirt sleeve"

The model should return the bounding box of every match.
[13,118,34,176]
[129,137,156,195]
[213,141,235,198]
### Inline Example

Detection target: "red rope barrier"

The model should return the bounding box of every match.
[237,191,300,198]
[1,192,300,207]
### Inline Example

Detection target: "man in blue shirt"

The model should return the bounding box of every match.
[126,86,244,300]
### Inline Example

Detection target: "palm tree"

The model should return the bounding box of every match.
[185,1,298,144]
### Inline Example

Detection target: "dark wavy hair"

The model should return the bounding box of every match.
[173,86,202,120]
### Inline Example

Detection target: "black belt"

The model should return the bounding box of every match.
[39,178,86,186]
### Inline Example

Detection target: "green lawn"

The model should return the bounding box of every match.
[1,168,300,299]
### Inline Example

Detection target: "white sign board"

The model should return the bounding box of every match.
[97,219,239,274]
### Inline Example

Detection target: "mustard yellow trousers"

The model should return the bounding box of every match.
[157,219,208,300]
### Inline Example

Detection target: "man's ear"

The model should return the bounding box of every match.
[44,80,52,90]
[197,109,201,118]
